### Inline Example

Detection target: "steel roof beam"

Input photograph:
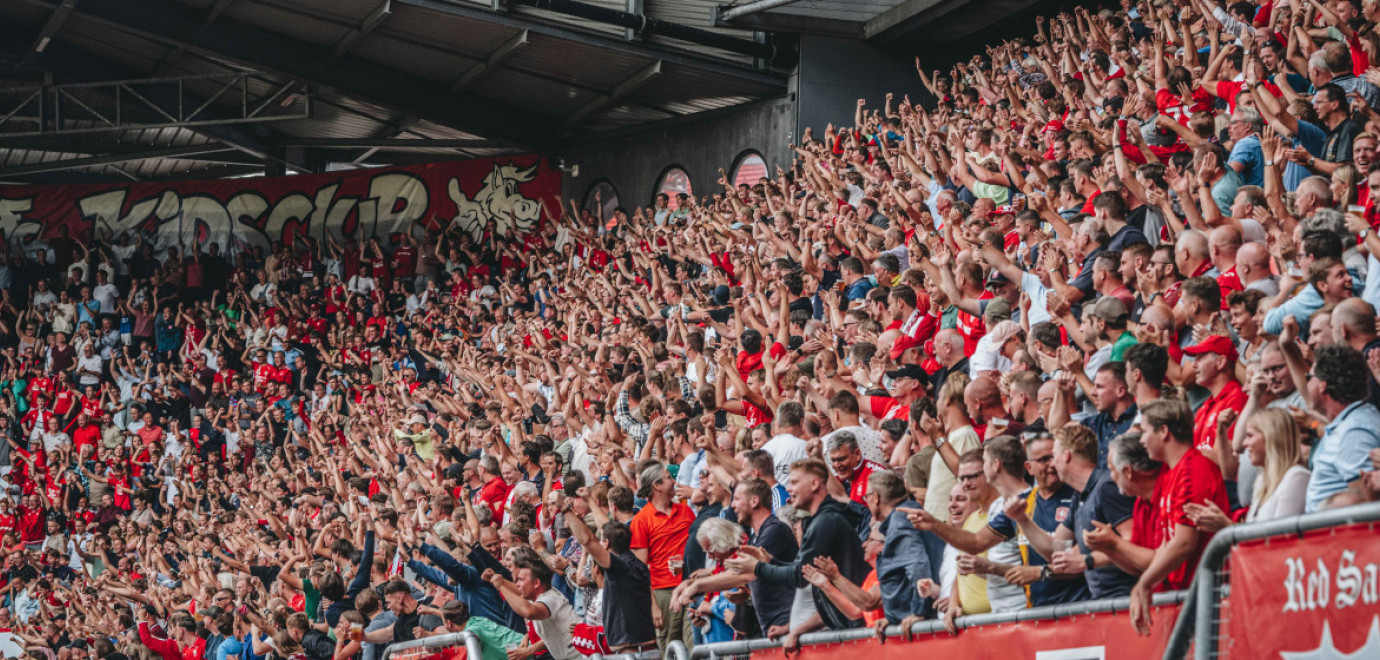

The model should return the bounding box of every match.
[21,0,78,66]
[0,16,307,172]
[36,0,561,151]
[447,29,527,95]
[395,0,786,88]
[716,0,803,22]
[563,60,660,127]
[0,145,236,179]
[265,137,493,148]
[205,0,238,25]
[331,0,392,61]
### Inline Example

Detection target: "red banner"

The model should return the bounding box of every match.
[1227,522,1380,658]
[750,602,1181,660]
[0,155,559,252]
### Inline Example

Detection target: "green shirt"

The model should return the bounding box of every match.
[1109,330,1139,362]
[303,577,321,622]
[466,617,526,660]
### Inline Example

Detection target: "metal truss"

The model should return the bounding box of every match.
[0,71,310,137]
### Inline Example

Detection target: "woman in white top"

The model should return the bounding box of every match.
[1186,408,1309,530]
[1243,408,1310,522]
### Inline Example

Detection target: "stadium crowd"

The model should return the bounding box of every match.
[7,0,1380,659]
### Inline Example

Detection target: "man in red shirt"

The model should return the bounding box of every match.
[825,431,887,504]
[138,610,205,660]
[15,494,46,550]
[629,460,695,649]
[1183,335,1248,470]
[474,454,510,522]
[1129,399,1229,635]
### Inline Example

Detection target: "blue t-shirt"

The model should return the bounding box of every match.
[1284,121,1328,192]
[845,277,874,303]
[1228,134,1264,187]
[704,596,737,643]
[1061,469,1138,599]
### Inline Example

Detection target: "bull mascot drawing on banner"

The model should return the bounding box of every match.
[448,161,542,239]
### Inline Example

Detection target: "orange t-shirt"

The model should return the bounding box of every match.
[861,570,885,626]
[628,501,696,590]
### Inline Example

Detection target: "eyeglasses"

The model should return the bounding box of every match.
[1029,454,1054,464]
[958,472,982,482]
[1261,364,1287,374]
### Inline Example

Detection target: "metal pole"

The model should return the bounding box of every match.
[718,0,802,22]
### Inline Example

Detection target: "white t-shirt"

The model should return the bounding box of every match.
[93,283,121,315]
[76,354,104,385]
[762,433,810,484]
[984,496,1028,613]
[533,589,580,660]
[1020,271,1052,326]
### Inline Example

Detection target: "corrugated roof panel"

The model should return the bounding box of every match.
[280,0,384,22]
[350,35,476,82]
[468,69,596,116]
[507,34,653,90]
[223,0,354,46]
[769,0,905,20]
[508,1,626,39]
[644,0,753,32]
[380,6,522,58]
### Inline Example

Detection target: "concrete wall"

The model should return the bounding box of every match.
[796,34,931,139]
[562,35,928,209]
[561,96,796,212]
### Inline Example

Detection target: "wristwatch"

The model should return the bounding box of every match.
[1040,565,1053,581]
[1084,554,1096,572]
[1265,159,1274,167]
[934,433,947,449]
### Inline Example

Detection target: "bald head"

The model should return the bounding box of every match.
[1139,303,1174,332]
[1295,176,1335,214]
[1177,229,1209,259]
[935,329,965,366]
[1235,241,1271,284]
[1209,225,1242,259]
[1332,297,1377,347]
[966,377,1001,408]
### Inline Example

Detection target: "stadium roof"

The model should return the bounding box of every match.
[0,0,1044,184]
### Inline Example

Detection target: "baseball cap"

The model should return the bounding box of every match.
[711,285,731,306]
[1085,296,1129,325]
[889,333,922,361]
[986,270,1012,288]
[1040,119,1065,133]
[1184,335,1238,363]
[885,364,928,382]
[984,298,1013,323]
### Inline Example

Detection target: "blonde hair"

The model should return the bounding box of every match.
[1247,408,1305,508]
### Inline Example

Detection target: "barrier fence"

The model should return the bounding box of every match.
[372,503,1380,660]
[378,631,483,660]
[1162,500,1380,660]
[689,591,1186,659]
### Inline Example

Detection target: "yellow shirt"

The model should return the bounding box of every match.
[957,507,993,615]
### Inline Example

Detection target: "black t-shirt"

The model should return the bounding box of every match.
[602,550,656,648]
[748,514,798,631]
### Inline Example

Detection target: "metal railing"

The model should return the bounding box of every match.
[378,631,483,660]
[690,591,1188,659]
[590,640,689,660]
[1161,500,1380,660]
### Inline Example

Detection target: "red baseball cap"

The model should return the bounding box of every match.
[1183,335,1238,363]
[890,333,922,361]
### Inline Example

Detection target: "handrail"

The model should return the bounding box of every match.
[1162,500,1380,660]
[378,631,483,660]
[690,590,1187,658]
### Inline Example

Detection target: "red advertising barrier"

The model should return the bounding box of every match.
[750,602,1181,660]
[1226,522,1380,658]
[0,155,559,251]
